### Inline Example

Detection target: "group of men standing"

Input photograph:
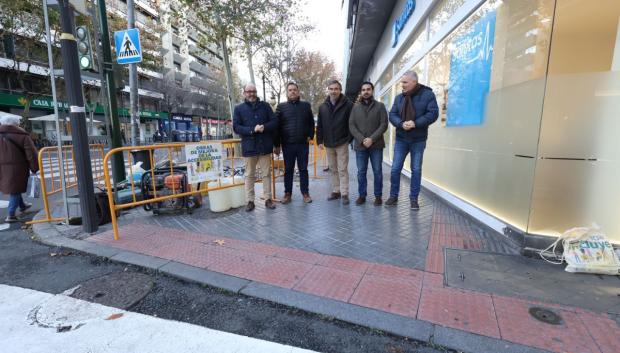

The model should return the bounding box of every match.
[232,70,439,212]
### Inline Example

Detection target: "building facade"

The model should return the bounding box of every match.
[0,0,230,144]
[344,0,620,244]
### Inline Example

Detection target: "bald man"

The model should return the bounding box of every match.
[232,83,278,212]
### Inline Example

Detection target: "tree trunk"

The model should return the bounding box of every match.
[245,42,255,85]
[220,36,235,122]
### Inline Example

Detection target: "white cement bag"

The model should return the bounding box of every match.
[541,226,620,276]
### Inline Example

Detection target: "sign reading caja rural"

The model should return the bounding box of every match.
[185,143,223,184]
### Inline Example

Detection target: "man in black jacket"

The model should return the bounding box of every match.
[317,80,354,205]
[274,82,315,204]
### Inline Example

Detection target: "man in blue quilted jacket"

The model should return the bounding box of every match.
[385,71,438,210]
[233,83,278,212]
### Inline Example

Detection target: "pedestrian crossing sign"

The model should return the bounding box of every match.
[114,28,142,64]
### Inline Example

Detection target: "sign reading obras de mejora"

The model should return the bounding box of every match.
[391,0,416,48]
[185,142,223,184]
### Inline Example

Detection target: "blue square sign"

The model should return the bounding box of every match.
[114,28,142,64]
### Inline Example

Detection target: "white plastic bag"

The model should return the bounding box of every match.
[128,161,146,183]
[541,226,620,275]
[27,173,41,199]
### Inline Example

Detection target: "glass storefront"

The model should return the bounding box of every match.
[376,0,620,242]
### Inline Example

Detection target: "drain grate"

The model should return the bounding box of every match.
[528,307,563,325]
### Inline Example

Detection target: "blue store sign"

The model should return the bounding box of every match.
[391,0,416,48]
[446,10,496,127]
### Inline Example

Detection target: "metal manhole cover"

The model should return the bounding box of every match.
[70,272,153,310]
[528,307,563,325]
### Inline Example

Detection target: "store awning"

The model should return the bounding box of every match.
[344,0,397,98]
[0,111,23,120]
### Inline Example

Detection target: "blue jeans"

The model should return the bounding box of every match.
[390,140,426,200]
[8,193,26,217]
[282,143,309,194]
[355,149,383,198]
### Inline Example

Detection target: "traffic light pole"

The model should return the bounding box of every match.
[96,0,125,183]
[127,0,140,146]
[57,0,98,233]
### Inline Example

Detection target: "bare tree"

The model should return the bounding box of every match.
[289,49,337,113]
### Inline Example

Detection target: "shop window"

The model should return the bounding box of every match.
[429,0,466,39]
[422,0,555,232]
[393,24,428,76]
[529,0,620,241]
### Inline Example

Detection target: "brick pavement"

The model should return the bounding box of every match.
[83,165,619,353]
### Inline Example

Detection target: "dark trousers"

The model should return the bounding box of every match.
[282,143,309,194]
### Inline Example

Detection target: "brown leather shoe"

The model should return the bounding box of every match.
[355,196,366,205]
[265,199,276,209]
[282,193,292,204]
[342,195,350,205]
[327,192,341,201]
[302,193,312,203]
[245,201,255,212]
[374,197,382,206]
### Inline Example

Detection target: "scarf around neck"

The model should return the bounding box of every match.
[400,84,422,122]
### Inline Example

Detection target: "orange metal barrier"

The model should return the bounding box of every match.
[309,136,326,179]
[27,144,105,224]
[103,140,247,240]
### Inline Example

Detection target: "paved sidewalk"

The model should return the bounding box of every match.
[32,164,620,353]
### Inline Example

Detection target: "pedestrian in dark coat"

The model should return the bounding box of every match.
[232,83,278,212]
[316,80,354,204]
[274,82,315,204]
[0,115,38,222]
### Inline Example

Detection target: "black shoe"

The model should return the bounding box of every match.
[245,201,255,212]
[384,197,398,206]
[327,192,341,201]
[342,195,350,205]
[410,199,420,210]
[20,203,32,213]
[265,199,276,209]
[355,196,366,205]
[374,197,382,206]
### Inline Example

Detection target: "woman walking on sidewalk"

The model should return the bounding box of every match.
[0,115,38,223]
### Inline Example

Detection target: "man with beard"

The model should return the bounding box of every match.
[349,81,388,206]
[274,82,315,204]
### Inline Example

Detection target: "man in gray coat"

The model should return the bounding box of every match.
[349,82,388,206]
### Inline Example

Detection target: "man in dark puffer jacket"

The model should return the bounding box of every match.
[385,71,439,210]
[274,82,315,204]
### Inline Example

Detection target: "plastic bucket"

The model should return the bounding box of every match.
[226,177,246,208]
[207,181,231,212]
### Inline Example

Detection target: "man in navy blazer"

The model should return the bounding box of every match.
[233,83,278,212]
[385,71,439,210]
